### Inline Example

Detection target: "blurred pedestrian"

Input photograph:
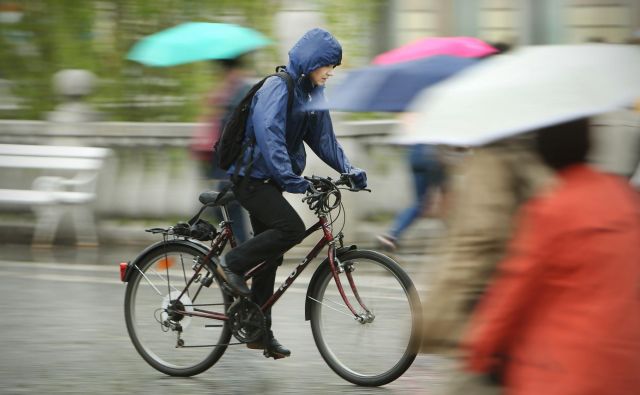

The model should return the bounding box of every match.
[464,118,640,395]
[190,57,252,243]
[377,143,446,251]
[420,134,552,394]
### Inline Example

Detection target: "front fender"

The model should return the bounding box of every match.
[121,239,211,282]
[304,244,357,320]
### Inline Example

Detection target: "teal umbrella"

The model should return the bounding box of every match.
[127,22,272,67]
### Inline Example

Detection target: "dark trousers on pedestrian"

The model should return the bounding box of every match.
[225,178,306,326]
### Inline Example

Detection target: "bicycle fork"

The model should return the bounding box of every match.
[326,244,375,324]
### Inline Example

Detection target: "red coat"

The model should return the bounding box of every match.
[465,165,640,395]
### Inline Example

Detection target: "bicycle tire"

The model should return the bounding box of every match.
[308,249,421,386]
[124,242,232,376]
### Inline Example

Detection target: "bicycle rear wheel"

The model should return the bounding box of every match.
[309,250,421,386]
[124,242,232,376]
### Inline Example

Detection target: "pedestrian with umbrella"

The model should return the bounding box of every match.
[400,44,640,394]
[127,22,273,243]
[191,56,254,243]
[465,117,640,395]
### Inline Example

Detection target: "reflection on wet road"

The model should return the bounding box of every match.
[0,244,445,394]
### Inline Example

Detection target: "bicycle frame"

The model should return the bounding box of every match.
[124,178,420,386]
[166,210,370,323]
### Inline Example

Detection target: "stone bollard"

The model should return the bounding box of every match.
[47,69,101,145]
[44,69,107,246]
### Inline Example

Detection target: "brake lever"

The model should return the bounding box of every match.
[337,174,371,192]
[342,187,372,193]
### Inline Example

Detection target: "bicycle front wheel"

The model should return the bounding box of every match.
[124,242,232,376]
[309,250,421,386]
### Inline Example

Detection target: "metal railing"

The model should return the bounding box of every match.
[0,119,411,221]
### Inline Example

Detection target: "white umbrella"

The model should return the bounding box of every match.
[397,44,640,146]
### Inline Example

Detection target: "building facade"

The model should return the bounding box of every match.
[389,0,640,48]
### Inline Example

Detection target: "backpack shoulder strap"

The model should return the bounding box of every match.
[244,68,293,119]
[274,65,294,116]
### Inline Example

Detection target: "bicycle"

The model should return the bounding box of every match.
[120,174,422,387]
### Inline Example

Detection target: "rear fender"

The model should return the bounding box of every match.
[121,239,211,282]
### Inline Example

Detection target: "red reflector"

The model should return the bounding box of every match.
[120,262,129,282]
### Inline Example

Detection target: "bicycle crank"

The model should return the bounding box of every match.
[227,298,266,344]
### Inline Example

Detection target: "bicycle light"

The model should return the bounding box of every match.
[120,262,129,282]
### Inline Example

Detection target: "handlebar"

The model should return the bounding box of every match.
[302,174,371,215]
[306,174,371,192]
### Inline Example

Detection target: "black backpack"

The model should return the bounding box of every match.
[214,66,294,173]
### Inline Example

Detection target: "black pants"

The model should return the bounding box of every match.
[225,178,306,325]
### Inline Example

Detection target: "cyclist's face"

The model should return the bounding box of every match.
[310,65,335,87]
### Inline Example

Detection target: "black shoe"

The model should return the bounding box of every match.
[247,334,291,359]
[215,257,251,297]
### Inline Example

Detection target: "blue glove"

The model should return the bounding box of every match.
[348,167,367,189]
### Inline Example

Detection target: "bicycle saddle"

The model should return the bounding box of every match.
[199,190,236,206]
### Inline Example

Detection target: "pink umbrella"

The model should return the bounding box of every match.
[372,36,497,65]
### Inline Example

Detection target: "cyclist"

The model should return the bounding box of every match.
[216,28,367,359]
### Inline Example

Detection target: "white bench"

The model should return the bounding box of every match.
[0,144,112,246]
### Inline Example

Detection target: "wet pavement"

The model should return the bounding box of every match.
[0,243,447,395]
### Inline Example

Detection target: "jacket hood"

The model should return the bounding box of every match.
[287,28,342,79]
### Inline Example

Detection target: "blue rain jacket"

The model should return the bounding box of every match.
[229,28,363,193]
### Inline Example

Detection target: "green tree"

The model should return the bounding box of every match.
[0,0,385,121]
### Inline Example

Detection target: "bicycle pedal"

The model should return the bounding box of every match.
[263,350,288,360]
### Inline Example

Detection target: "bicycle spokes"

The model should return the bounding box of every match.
[124,245,232,375]
[309,251,420,386]
[319,262,376,323]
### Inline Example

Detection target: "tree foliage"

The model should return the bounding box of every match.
[0,0,384,121]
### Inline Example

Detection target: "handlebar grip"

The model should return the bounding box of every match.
[335,174,352,187]
[305,174,370,192]
[337,173,372,192]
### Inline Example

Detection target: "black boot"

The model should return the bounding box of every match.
[247,331,291,359]
[215,256,251,297]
